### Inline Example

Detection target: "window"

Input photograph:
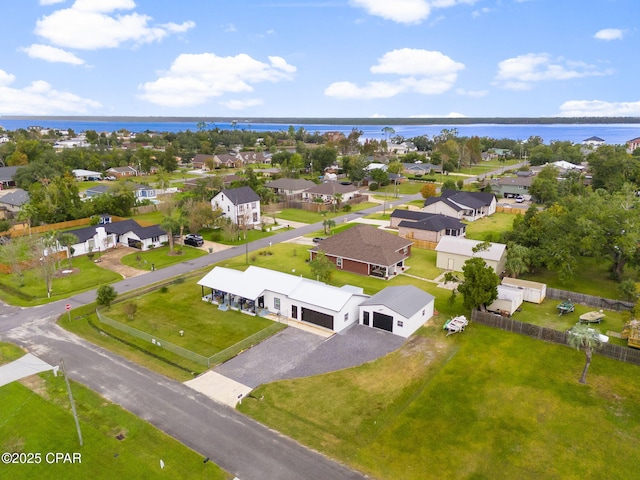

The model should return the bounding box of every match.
[238,204,244,212]
[274,297,281,310]
[152,236,159,242]
[397,320,404,327]
[344,312,349,322]
[336,257,343,268]
[252,202,257,209]
[253,212,258,222]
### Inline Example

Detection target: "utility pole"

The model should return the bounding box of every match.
[59,358,83,447]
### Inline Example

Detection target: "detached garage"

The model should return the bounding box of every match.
[359,285,435,338]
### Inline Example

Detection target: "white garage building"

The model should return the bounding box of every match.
[359,285,435,337]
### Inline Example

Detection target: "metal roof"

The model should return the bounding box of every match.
[360,285,434,319]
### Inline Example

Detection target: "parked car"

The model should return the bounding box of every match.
[515,195,525,203]
[312,237,325,244]
[184,234,204,247]
[105,175,117,181]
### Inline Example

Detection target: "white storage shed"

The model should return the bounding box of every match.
[501,277,547,304]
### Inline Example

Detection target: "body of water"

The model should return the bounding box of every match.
[0,118,638,145]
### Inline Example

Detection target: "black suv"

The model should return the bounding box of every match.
[184,234,204,247]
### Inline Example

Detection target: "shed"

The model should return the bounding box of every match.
[487,285,524,316]
[501,277,546,304]
[435,236,507,274]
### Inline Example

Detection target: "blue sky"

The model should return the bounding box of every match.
[0,0,638,118]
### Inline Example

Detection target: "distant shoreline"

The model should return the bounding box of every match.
[3,115,640,125]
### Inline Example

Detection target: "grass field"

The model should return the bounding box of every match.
[0,256,122,307]
[0,343,228,480]
[120,245,207,270]
[463,212,518,241]
[274,202,378,224]
[238,320,640,480]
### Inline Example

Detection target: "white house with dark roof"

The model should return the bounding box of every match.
[302,182,360,203]
[423,189,496,221]
[0,166,21,189]
[64,219,167,255]
[359,285,435,337]
[264,178,317,197]
[212,186,261,227]
[435,236,507,274]
[197,266,368,333]
[390,209,466,243]
[583,136,605,147]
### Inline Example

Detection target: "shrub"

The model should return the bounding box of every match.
[369,182,379,191]
[96,285,117,309]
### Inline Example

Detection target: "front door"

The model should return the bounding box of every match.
[291,305,298,320]
[258,296,264,308]
[363,311,370,326]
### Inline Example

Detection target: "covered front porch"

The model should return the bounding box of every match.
[200,286,268,317]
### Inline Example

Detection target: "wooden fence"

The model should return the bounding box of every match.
[496,206,524,215]
[546,287,634,312]
[472,310,640,366]
[9,218,92,238]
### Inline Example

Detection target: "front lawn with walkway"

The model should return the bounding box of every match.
[120,245,207,270]
[239,320,640,480]
[275,202,378,224]
[463,212,518,241]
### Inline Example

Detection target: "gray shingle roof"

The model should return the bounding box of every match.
[398,215,466,232]
[0,188,29,207]
[264,178,317,190]
[221,186,260,205]
[0,166,21,183]
[304,182,359,195]
[312,224,411,267]
[360,285,434,318]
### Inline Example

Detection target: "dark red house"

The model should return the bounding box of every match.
[310,224,412,278]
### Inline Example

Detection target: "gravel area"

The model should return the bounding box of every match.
[214,324,405,388]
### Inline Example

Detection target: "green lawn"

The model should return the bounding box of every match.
[522,257,635,300]
[275,202,378,224]
[512,299,629,345]
[403,248,442,280]
[62,275,284,380]
[204,227,278,246]
[0,343,228,480]
[0,256,122,307]
[463,212,518,241]
[238,320,640,480]
[129,210,164,226]
[120,245,207,270]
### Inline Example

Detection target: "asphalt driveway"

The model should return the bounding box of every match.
[215,324,405,388]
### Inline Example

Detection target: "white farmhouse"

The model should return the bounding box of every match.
[212,186,261,228]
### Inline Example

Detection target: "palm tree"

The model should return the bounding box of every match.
[567,323,602,384]
[333,193,343,212]
[58,233,79,268]
[160,215,180,253]
[322,219,336,235]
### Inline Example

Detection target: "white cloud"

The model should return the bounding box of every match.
[456,88,488,98]
[594,28,624,41]
[325,48,463,100]
[558,99,640,117]
[350,0,477,24]
[350,0,430,24]
[371,48,464,76]
[324,81,406,99]
[0,69,101,115]
[370,113,387,118]
[34,1,195,50]
[21,44,85,65]
[139,53,297,107]
[39,0,66,5]
[495,53,613,89]
[220,98,264,110]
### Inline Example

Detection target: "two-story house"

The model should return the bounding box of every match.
[212,186,261,228]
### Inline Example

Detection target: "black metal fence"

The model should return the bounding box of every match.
[472,310,640,366]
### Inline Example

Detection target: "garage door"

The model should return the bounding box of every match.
[373,312,393,332]
[301,307,333,330]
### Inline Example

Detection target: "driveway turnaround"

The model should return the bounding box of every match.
[215,324,405,388]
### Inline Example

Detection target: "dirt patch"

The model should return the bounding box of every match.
[19,375,50,400]
[54,267,80,278]
[94,247,147,279]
